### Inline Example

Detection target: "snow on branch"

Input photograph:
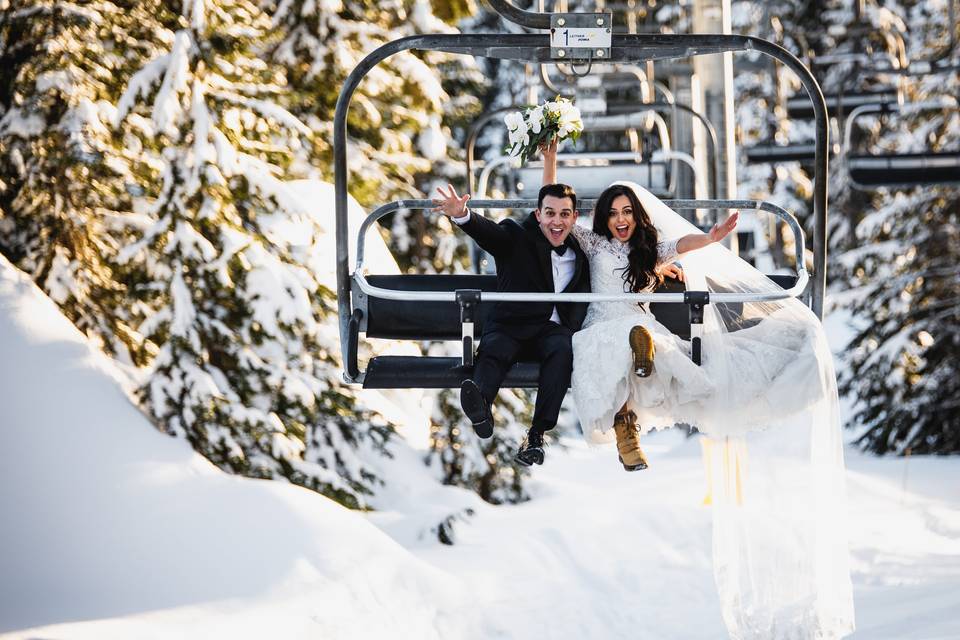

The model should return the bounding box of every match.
[209,90,313,137]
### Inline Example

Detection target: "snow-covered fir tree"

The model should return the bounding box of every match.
[732,0,815,268]
[836,0,960,455]
[0,0,154,357]
[259,0,477,207]
[427,381,533,507]
[105,0,396,507]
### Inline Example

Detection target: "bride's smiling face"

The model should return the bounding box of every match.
[606,195,636,242]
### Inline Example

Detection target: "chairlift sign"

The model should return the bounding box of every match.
[550,13,612,61]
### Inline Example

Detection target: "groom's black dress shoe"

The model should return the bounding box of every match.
[515,428,545,466]
[460,379,493,438]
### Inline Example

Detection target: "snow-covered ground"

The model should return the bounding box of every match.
[1,256,959,639]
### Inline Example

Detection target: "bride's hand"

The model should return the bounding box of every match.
[658,262,684,282]
[709,211,739,243]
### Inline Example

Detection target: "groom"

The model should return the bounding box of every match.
[432,182,590,466]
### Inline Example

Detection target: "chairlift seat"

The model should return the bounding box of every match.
[357,273,798,389]
[847,151,960,186]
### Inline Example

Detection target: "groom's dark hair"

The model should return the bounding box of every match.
[537,183,577,212]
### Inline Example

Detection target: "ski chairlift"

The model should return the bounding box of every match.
[788,0,960,121]
[842,96,960,189]
[809,0,960,78]
[467,105,720,199]
[479,109,701,200]
[467,107,675,198]
[334,1,833,388]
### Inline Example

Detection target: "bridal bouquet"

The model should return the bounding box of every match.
[503,96,583,163]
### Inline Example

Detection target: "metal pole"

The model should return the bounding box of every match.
[485,0,552,29]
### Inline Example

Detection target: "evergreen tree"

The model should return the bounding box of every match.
[427,384,534,508]
[106,0,395,506]
[0,0,158,358]
[260,0,478,208]
[837,0,960,455]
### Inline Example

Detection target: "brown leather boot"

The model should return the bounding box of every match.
[629,325,655,377]
[613,410,649,472]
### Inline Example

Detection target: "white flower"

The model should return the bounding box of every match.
[527,106,545,134]
[556,103,582,137]
[504,111,528,146]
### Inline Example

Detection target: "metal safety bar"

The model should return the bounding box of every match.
[334,33,831,374]
[352,198,809,299]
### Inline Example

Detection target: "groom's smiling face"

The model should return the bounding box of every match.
[535,195,578,247]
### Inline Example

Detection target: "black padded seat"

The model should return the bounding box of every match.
[363,356,541,389]
[358,273,798,389]
[745,143,818,164]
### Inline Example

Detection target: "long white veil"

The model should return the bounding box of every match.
[614,182,856,639]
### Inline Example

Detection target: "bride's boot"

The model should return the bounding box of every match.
[613,409,649,472]
[629,325,655,377]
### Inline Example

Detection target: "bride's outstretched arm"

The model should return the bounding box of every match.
[676,211,739,254]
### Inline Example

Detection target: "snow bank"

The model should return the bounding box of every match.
[0,255,471,638]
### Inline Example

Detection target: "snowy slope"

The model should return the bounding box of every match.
[2,254,960,639]
[0,255,478,638]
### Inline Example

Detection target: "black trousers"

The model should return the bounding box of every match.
[472,322,574,431]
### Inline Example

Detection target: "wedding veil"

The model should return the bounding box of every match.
[610,182,855,639]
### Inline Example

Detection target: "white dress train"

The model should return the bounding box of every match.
[569,182,855,640]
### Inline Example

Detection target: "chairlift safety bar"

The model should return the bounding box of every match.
[352,198,809,305]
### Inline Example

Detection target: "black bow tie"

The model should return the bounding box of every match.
[552,244,568,256]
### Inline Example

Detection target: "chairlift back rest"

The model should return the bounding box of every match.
[363,274,690,340]
[361,273,800,342]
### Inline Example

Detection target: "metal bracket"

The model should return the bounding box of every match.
[456,289,482,367]
[684,291,710,366]
[346,308,363,381]
[550,13,612,61]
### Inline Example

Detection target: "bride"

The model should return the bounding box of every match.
[542,143,855,639]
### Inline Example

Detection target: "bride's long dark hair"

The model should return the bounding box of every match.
[592,184,663,293]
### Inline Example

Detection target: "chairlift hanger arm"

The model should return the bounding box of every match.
[485,0,552,29]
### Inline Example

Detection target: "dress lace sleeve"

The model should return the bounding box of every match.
[570,224,605,257]
[657,238,679,265]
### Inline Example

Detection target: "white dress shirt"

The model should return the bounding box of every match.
[453,210,575,325]
[548,247,576,324]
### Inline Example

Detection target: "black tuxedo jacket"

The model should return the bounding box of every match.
[459,211,591,338]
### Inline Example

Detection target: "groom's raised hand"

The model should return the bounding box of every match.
[431,184,471,219]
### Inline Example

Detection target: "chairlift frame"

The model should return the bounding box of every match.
[841,97,960,189]
[334,26,831,387]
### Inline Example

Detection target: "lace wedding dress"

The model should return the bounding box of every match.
[570,224,819,444]
[569,182,855,640]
